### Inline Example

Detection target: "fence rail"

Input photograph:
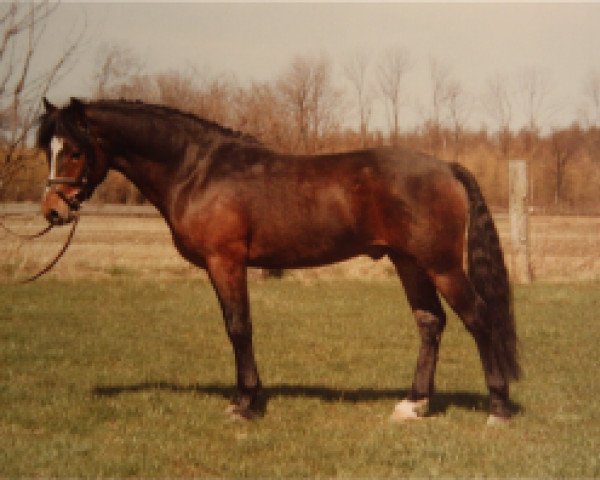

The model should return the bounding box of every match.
[2,202,599,283]
[0,202,161,218]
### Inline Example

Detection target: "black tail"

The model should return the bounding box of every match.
[449,162,521,381]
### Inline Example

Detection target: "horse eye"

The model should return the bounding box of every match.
[72,151,82,160]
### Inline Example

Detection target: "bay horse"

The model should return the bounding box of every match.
[38,98,519,424]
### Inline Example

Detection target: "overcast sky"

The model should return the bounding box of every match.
[41,2,600,133]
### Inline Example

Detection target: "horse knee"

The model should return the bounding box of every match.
[415,310,446,344]
[225,317,252,343]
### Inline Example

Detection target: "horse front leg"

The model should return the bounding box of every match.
[206,254,262,419]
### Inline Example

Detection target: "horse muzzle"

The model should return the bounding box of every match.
[41,189,79,226]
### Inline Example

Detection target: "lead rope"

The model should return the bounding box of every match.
[20,215,79,283]
[0,220,53,240]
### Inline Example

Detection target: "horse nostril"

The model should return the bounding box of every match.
[48,209,62,225]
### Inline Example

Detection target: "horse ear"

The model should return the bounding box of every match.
[69,97,86,115]
[43,97,57,113]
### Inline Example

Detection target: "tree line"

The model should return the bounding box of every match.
[2,3,600,213]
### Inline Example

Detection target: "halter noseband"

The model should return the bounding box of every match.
[51,187,86,211]
[46,165,90,211]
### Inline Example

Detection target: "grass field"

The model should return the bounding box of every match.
[1,277,599,477]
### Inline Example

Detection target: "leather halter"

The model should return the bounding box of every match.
[46,131,97,211]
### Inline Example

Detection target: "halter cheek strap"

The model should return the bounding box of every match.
[54,189,84,211]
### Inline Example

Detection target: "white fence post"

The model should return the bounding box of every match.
[509,159,532,284]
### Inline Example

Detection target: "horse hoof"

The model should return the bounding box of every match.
[226,403,254,421]
[228,410,253,422]
[486,414,510,427]
[390,398,429,422]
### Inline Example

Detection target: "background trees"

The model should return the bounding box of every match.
[2,31,599,213]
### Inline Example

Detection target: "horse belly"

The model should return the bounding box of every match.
[247,218,364,268]
[247,188,368,268]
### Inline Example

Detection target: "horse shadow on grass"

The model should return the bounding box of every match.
[92,381,522,417]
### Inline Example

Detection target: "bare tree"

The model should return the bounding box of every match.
[517,67,550,133]
[156,70,203,112]
[0,1,84,198]
[377,47,412,146]
[278,55,341,153]
[313,58,344,152]
[93,43,144,100]
[482,73,513,159]
[517,66,551,151]
[427,57,452,154]
[194,71,237,126]
[550,125,581,206]
[234,82,292,150]
[582,69,600,128]
[343,51,373,148]
[446,79,471,161]
[278,56,313,152]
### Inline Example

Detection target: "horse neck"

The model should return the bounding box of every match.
[91,107,219,217]
[112,152,175,215]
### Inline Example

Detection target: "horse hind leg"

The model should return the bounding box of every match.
[390,255,446,422]
[431,268,512,423]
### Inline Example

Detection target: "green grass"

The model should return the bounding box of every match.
[1,278,599,477]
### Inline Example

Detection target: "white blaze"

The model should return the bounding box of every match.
[49,136,64,181]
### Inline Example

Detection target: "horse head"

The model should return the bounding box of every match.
[38,98,109,225]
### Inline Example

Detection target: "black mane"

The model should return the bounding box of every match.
[91,99,260,145]
[37,98,261,150]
